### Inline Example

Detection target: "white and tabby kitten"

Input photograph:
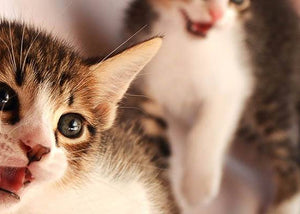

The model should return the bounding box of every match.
[0,20,179,214]
[125,0,300,212]
[126,0,253,207]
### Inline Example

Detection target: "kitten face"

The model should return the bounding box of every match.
[151,0,250,37]
[0,21,105,209]
[0,21,162,211]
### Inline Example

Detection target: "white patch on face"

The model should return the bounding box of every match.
[0,87,68,212]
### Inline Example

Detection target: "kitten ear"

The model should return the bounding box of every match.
[90,37,162,129]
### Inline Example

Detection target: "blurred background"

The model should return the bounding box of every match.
[0,0,132,57]
[0,0,299,213]
[0,0,298,57]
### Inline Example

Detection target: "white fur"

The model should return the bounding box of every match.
[0,86,154,214]
[137,3,253,208]
[4,172,153,214]
[269,194,300,214]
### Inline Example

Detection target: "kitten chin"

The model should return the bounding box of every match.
[0,20,178,214]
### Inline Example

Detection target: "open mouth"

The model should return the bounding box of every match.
[0,167,33,200]
[180,9,213,37]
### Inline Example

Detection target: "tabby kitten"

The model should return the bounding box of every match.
[125,0,300,212]
[0,20,179,214]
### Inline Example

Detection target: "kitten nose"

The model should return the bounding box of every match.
[26,144,50,164]
[209,8,224,22]
[20,140,50,164]
[18,126,52,163]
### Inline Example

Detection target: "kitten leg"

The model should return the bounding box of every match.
[268,194,300,214]
[181,94,247,205]
[259,142,300,214]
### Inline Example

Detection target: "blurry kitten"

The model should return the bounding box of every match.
[125,0,300,212]
[0,20,179,214]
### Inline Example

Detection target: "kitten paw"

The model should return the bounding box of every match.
[181,168,221,206]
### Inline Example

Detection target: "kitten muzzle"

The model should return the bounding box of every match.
[181,9,213,37]
[0,167,33,200]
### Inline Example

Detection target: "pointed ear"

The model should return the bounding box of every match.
[90,37,162,130]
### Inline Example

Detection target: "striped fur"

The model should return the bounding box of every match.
[0,20,178,214]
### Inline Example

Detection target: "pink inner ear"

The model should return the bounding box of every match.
[96,102,111,120]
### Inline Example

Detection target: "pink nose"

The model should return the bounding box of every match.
[209,8,224,23]
[19,126,51,164]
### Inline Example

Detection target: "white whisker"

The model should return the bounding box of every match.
[96,25,148,67]
[0,37,15,71]
[124,93,151,99]
[21,31,41,74]
[19,24,25,70]
[6,117,31,136]
[8,22,17,72]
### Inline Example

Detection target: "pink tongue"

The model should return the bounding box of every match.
[0,167,26,192]
[190,22,213,35]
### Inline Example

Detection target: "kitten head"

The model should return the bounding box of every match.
[150,0,250,37]
[0,20,161,211]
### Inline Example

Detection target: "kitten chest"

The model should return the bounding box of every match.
[141,18,253,124]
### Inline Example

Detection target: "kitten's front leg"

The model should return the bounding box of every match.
[181,94,247,206]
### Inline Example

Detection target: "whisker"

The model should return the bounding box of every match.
[66,146,168,170]
[6,117,32,136]
[8,22,17,72]
[19,24,25,70]
[0,37,15,72]
[69,25,148,94]
[21,31,41,74]
[118,106,146,114]
[71,73,90,92]
[95,25,148,68]
[0,101,6,133]
[124,93,151,99]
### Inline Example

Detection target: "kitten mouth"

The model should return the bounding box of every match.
[180,9,213,37]
[0,167,33,200]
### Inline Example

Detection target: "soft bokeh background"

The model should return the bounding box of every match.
[0,0,299,213]
[1,0,298,56]
[0,0,132,57]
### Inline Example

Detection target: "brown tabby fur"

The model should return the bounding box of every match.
[0,20,178,213]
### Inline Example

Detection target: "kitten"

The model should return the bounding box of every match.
[0,20,179,214]
[125,0,300,212]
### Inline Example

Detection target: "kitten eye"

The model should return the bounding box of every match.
[230,0,250,11]
[0,83,18,111]
[231,0,244,5]
[58,113,84,138]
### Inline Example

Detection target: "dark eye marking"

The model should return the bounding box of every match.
[0,82,19,112]
[15,67,25,86]
[58,113,84,139]
[68,94,74,106]
[87,125,96,136]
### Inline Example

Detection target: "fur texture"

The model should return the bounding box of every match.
[125,0,300,212]
[0,20,178,214]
